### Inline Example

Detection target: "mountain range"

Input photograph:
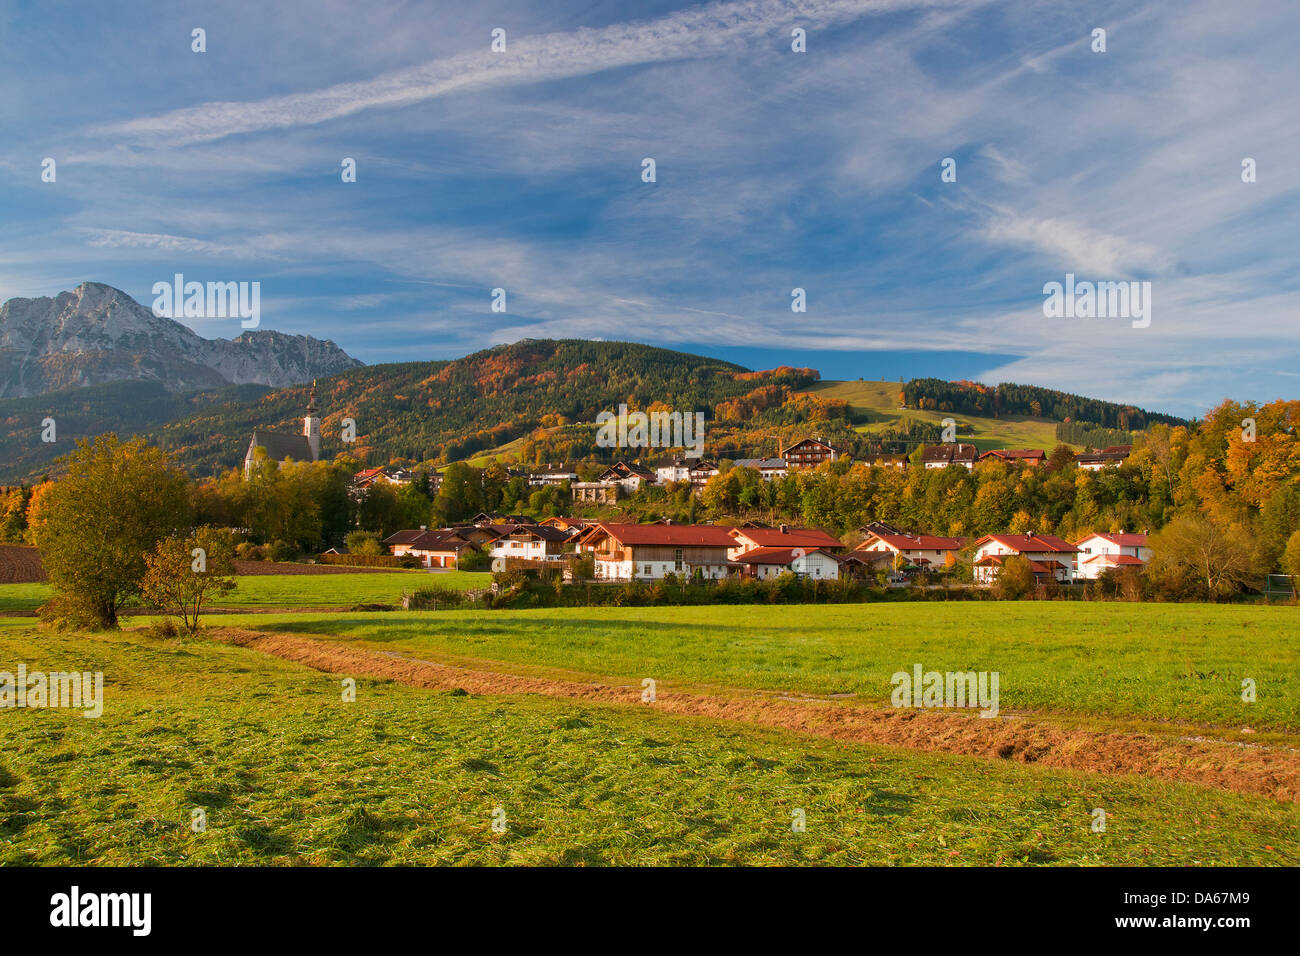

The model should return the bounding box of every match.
[0,282,360,398]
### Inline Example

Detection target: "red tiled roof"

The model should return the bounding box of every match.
[974,533,1078,553]
[978,448,1045,461]
[587,523,737,547]
[1083,552,1145,566]
[858,533,966,552]
[731,527,842,549]
[1077,531,1148,548]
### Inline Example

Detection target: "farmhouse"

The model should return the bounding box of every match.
[488,524,571,563]
[383,528,476,568]
[856,532,966,571]
[733,547,843,581]
[978,449,1045,466]
[689,460,720,492]
[1073,531,1151,579]
[972,533,1078,584]
[599,460,656,492]
[579,522,736,581]
[244,381,321,479]
[781,437,847,470]
[920,443,978,469]
[732,457,789,479]
[727,525,842,561]
[1076,445,1133,470]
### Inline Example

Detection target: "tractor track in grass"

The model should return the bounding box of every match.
[210,627,1300,803]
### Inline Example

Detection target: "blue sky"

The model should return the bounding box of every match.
[1,0,1296,417]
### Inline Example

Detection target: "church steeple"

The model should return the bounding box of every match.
[303,379,321,461]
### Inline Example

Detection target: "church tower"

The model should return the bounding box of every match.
[303,379,321,461]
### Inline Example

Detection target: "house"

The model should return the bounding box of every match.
[528,467,578,487]
[599,460,657,493]
[580,523,736,581]
[689,460,720,492]
[859,520,907,538]
[920,444,978,469]
[244,380,321,479]
[855,532,967,572]
[972,533,1078,584]
[978,449,1045,466]
[383,528,476,569]
[352,466,413,491]
[733,547,843,581]
[727,525,842,561]
[540,516,588,535]
[732,457,790,480]
[858,454,907,470]
[1076,445,1133,470]
[1073,531,1151,579]
[781,437,847,470]
[655,457,693,485]
[488,524,572,563]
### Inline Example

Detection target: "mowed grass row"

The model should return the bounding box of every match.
[0,571,491,613]
[1,626,1295,865]
[239,603,1300,732]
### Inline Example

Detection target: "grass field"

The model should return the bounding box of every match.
[2,624,1295,865]
[0,571,491,614]
[801,380,1076,452]
[228,603,1300,734]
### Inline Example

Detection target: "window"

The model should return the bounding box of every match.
[643,564,651,575]
[674,549,683,571]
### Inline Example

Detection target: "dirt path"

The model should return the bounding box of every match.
[211,627,1300,803]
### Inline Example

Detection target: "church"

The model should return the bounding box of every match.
[243,380,322,479]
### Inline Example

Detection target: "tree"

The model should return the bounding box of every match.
[992,554,1035,600]
[31,436,191,629]
[141,527,237,635]
[1146,513,1263,599]
[1282,530,1300,580]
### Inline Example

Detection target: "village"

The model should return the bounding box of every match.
[338,435,1148,588]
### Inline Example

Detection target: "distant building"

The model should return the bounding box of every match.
[781,437,847,470]
[733,547,842,581]
[1076,445,1133,470]
[383,528,475,569]
[920,443,978,469]
[244,380,321,479]
[978,449,1045,466]
[856,532,967,571]
[580,522,736,581]
[732,457,789,480]
[972,533,1078,584]
[1073,531,1151,579]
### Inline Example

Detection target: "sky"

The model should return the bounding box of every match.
[0,0,1296,417]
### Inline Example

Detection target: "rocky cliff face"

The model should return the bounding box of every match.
[0,282,362,398]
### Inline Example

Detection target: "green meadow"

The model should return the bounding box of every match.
[1,624,1295,866]
[226,602,1300,734]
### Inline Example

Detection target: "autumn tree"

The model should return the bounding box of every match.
[31,436,191,629]
[141,526,237,635]
[992,554,1035,599]
[1146,513,1263,599]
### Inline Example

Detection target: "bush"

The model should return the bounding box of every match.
[269,540,297,563]
[457,548,491,571]
[992,555,1036,600]
[344,531,385,556]
[405,585,467,610]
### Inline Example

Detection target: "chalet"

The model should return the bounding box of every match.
[978,449,1045,466]
[732,457,790,480]
[689,460,720,492]
[855,532,967,571]
[581,523,736,581]
[1073,531,1151,579]
[733,547,842,581]
[1076,445,1133,470]
[244,381,321,479]
[383,528,476,569]
[920,444,978,469]
[599,460,656,493]
[781,437,847,470]
[727,525,842,561]
[488,524,572,563]
[972,533,1078,585]
[655,457,693,485]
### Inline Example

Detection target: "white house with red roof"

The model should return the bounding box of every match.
[726,524,843,561]
[580,522,737,581]
[733,546,843,580]
[972,533,1079,584]
[1073,531,1151,579]
[855,531,967,571]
